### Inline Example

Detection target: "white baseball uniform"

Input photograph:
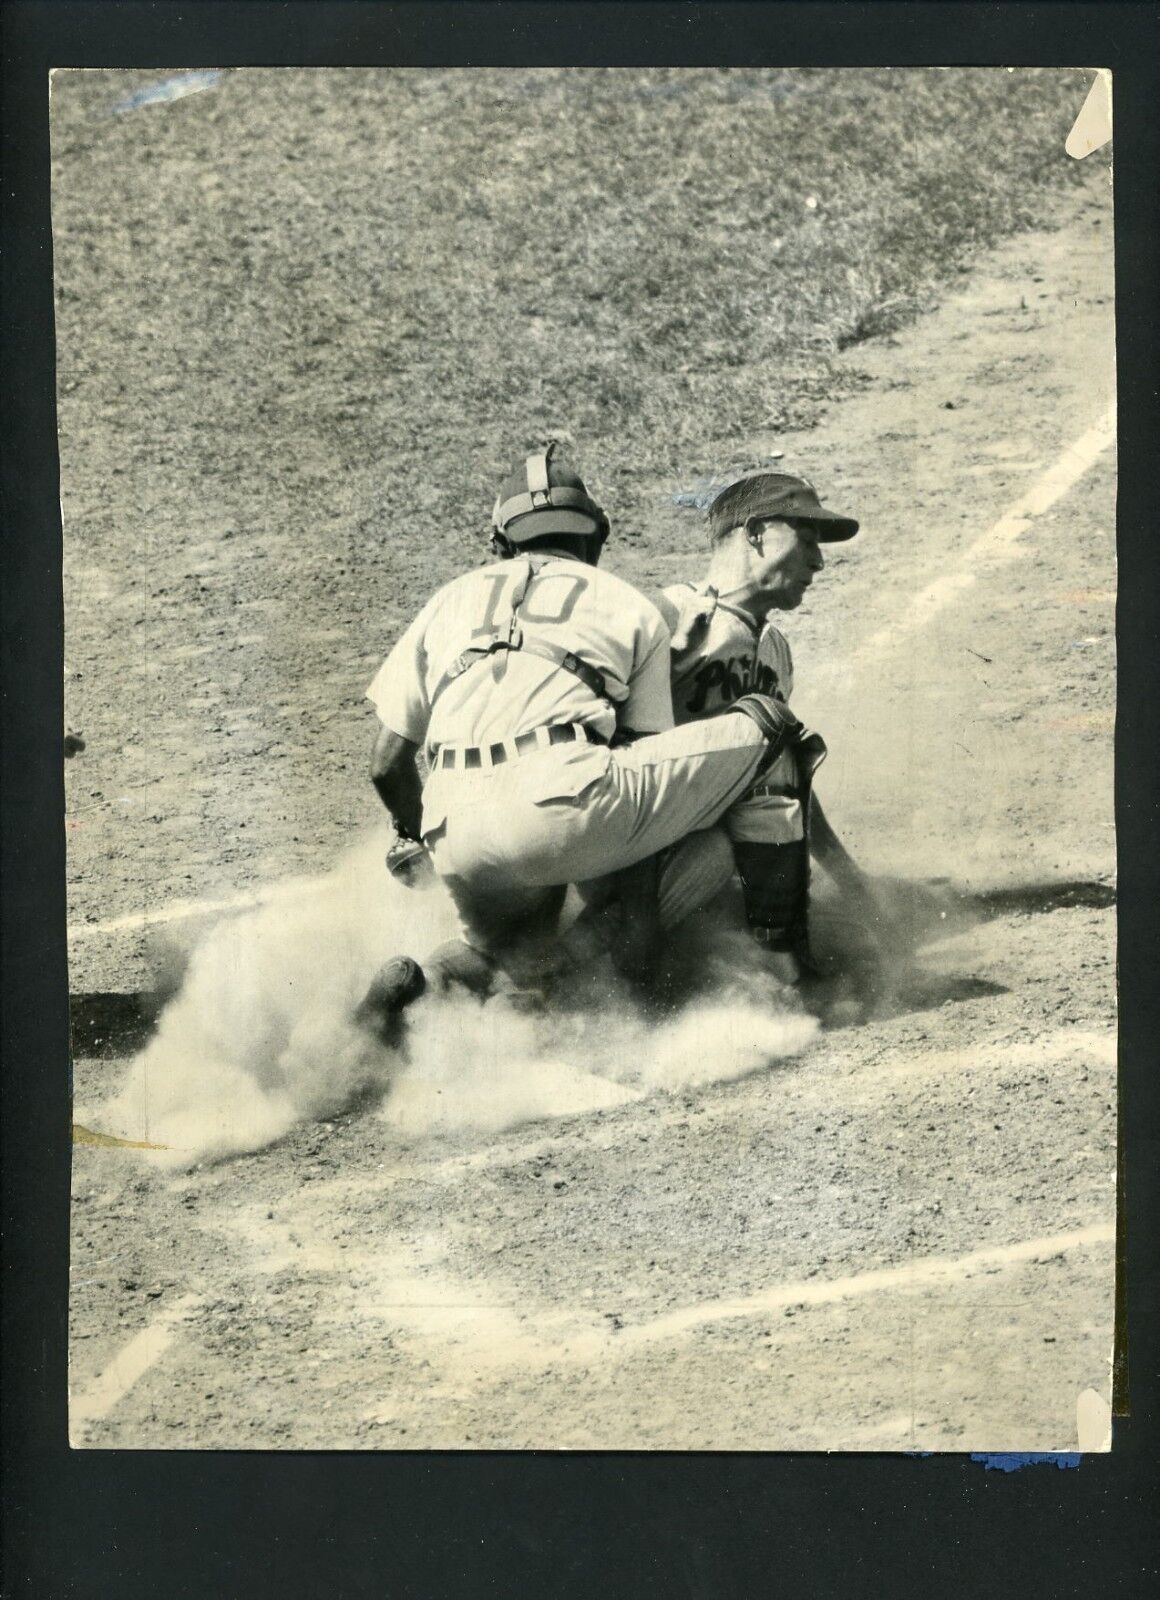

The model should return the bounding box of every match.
[366,554,778,952]
[657,583,805,845]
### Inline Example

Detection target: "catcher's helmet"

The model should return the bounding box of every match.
[492,443,609,545]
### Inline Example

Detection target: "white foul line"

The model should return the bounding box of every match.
[857,404,1116,662]
[559,1223,1116,1361]
[70,1225,1115,1422]
[70,1293,204,1436]
[67,876,319,942]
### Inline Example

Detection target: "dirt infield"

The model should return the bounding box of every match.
[60,69,1114,1450]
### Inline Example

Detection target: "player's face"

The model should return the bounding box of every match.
[750,518,825,609]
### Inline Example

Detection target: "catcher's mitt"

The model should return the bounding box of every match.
[386,836,434,888]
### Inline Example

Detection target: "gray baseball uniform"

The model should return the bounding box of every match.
[657,581,805,846]
[366,553,788,953]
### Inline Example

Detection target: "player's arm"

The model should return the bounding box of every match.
[365,601,435,842]
[616,610,675,742]
[369,725,423,841]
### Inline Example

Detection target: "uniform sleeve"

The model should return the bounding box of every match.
[365,605,432,743]
[761,625,795,703]
[620,606,675,733]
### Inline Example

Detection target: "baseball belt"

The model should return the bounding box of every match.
[431,721,605,772]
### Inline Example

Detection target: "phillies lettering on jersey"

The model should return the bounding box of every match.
[655,584,795,724]
[368,555,674,751]
[682,652,784,716]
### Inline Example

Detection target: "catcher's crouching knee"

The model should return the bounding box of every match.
[731,692,800,744]
[730,693,827,780]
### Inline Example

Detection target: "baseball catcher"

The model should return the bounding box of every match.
[652,467,885,999]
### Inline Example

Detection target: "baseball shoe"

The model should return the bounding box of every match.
[425,939,500,1000]
[354,955,427,1046]
[426,941,554,1013]
[489,981,551,1016]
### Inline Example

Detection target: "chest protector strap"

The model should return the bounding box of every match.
[439,636,609,702]
[433,556,611,705]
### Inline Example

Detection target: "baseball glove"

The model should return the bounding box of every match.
[386,835,434,888]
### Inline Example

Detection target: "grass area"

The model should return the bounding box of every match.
[53,66,1096,630]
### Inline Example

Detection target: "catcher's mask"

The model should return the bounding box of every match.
[492,443,610,546]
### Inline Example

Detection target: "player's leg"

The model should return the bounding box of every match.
[575,827,732,926]
[725,761,890,1013]
[557,699,808,985]
[429,875,568,999]
[409,700,797,894]
[655,826,736,928]
[551,694,814,882]
[360,699,809,1022]
[355,865,567,1041]
[353,954,428,1047]
[571,827,736,986]
[725,767,813,978]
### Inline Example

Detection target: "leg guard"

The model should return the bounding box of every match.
[728,700,827,973]
[732,838,812,962]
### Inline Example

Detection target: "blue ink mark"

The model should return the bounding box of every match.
[673,459,786,512]
[971,1453,1083,1472]
[113,71,223,115]
[672,476,733,511]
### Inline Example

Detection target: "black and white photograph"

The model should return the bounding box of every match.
[57,65,1116,1451]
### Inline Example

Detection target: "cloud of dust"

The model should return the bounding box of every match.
[808,870,984,1018]
[93,833,460,1166]
[88,834,821,1165]
[383,945,820,1140]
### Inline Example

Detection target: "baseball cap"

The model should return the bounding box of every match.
[707,469,859,542]
[492,446,609,543]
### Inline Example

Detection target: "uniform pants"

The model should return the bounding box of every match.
[423,710,770,954]
[724,746,805,844]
